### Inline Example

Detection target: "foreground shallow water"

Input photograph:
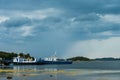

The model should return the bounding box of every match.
[0,61,120,80]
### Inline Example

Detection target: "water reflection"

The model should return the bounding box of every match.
[12,65,59,80]
[1,61,120,80]
[13,65,59,71]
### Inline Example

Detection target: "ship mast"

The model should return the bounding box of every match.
[54,51,56,57]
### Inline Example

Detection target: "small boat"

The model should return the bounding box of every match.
[13,56,43,65]
[41,52,72,64]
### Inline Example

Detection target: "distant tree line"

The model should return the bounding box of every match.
[95,57,120,61]
[67,56,91,61]
[67,56,120,61]
[0,51,33,60]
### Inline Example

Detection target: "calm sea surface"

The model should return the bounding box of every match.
[0,61,120,80]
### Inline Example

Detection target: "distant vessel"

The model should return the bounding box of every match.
[0,60,11,66]
[13,52,72,65]
[0,58,12,66]
[41,52,72,64]
[13,56,43,65]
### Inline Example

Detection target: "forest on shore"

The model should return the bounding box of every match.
[0,51,33,60]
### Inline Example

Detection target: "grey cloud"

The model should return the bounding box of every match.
[0,0,120,15]
[33,17,64,32]
[61,19,120,40]
[0,0,120,41]
[43,17,62,23]
[73,13,100,22]
[1,17,32,27]
[32,15,120,39]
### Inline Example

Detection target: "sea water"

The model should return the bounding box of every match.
[0,61,120,80]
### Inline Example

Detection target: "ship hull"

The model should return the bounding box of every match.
[13,62,43,65]
[41,61,72,64]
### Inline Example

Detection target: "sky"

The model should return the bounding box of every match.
[0,0,120,59]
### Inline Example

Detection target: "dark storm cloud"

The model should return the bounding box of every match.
[0,0,120,14]
[1,17,32,27]
[0,0,120,58]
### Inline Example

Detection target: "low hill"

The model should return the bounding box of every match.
[67,56,90,61]
[95,57,120,61]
